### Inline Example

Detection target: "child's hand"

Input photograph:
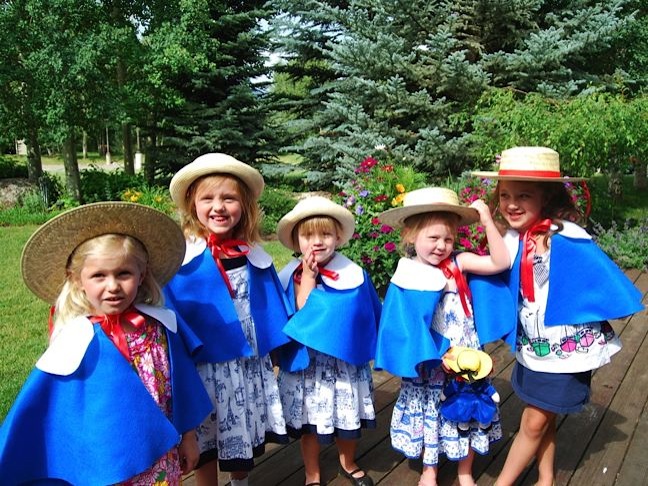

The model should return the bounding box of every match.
[178,430,200,474]
[469,199,494,225]
[301,247,319,280]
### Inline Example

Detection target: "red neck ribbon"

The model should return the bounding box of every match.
[438,257,472,317]
[206,234,250,297]
[90,307,147,360]
[293,262,340,285]
[520,218,552,302]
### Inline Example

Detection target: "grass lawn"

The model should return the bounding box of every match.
[0,227,292,422]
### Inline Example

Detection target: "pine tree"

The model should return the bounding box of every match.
[271,0,637,180]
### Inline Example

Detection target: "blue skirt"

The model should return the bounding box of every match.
[511,362,592,414]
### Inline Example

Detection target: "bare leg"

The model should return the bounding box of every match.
[457,448,476,486]
[496,405,555,486]
[194,459,219,486]
[336,437,365,477]
[302,433,322,485]
[419,464,438,486]
[230,470,249,485]
[535,414,557,486]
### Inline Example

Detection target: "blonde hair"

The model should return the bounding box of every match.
[180,174,262,243]
[400,211,459,256]
[292,216,343,253]
[53,234,163,331]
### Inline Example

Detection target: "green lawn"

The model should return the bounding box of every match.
[0,227,292,422]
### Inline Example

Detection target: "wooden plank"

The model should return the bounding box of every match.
[615,395,648,486]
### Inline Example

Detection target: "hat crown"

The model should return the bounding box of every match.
[457,350,481,372]
[498,146,561,177]
[403,187,460,208]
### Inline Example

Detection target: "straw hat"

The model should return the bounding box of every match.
[471,146,586,182]
[169,153,265,211]
[21,202,186,304]
[442,346,493,382]
[276,196,355,252]
[378,187,479,228]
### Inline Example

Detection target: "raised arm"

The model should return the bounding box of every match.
[295,246,318,309]
[457,199,510,275]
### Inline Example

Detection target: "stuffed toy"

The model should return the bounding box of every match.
[440,346,500,431]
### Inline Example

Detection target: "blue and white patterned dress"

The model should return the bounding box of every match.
[390,291,502,465]
[196,260,287,471]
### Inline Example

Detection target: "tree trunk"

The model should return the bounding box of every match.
[632,156,647,189]
[122,122,134,174]
[63,133,82,203]
[143,129,157,185]
[25,127,43,182]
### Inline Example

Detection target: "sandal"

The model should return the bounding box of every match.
[339,467,374,486]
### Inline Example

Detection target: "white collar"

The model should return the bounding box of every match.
[506,220,592,261]
[183,236,272,269]
[36,303,177,376]
[278,252,365,290]
[390,257,447,291]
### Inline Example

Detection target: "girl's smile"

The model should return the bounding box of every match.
[498,180,544,233]
[297,228,340,266]
[194,178,243,240]
[411,220,455,267]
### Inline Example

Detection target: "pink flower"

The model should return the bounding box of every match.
[371,217,381,225]
[384,242,397,252]
[380,224,393,234]
[374,194,388,202]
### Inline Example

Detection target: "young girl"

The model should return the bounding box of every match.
[163,153,291,486]
[472,146,644,486]
[374,187,514,486]
[275,196,382,486]
[0,202,212,485]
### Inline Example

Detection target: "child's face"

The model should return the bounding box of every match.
[410,219,455,266]
[78,253,144,316]
[498,180,544,233]
[194,177,243,240]
[297,224,340,266]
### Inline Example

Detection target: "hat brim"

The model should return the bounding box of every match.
[471,171,587,182]
[379,204,479,228]
[21,202,186,304]
[277,201,355,252]
[170,153,265,211]
[442,346,493,381]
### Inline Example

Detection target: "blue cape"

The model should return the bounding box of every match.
[279,268,381,371]
[505,231,644,327]
[440,379,498,425]
[164,248,292,363]
[0,319,212,485]
[374,263,515,378]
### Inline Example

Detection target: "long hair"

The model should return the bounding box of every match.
[399,211,459,257]
[180,174,262,243]
[53,234,163,331]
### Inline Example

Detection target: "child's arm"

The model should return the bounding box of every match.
[295,247,318,309]
[457,199,510,275]
[178,430,200,474]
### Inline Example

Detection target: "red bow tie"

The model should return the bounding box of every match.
[438,258,472,317]
[293,262,340,284]
[520,219,552,302]
[206,235,250,297]
[90,308,147,361]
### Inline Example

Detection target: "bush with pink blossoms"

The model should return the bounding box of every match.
[336,156,427,296]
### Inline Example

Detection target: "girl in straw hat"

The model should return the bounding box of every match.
[275,196,382,486]
[374,187,515,486]
[163,153,291,486]
[473,146,644,486]
[0,202,212,485]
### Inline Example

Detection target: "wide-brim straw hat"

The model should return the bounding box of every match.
[471,146,586,182]
[442,346,493,381]
[378,187,479,228]
[169,153,265,211]
[21,202,186,304]
[276,196,355,252]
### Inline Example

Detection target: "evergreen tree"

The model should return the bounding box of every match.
[271,0,638,181]
[150,0,277,174]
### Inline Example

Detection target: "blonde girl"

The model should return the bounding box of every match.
[164,153,291,486]
[0,202,212,485]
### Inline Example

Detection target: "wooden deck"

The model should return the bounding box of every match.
[183,269,648,486]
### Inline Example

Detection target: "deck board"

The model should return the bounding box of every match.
[183,269,647,485]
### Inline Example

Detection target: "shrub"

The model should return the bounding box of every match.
[259,187,298,237]
[80,166,146,203]
[336,156,427,296]
[121,186,175,216]
[0,156,28,179]
[592,218,648,270]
